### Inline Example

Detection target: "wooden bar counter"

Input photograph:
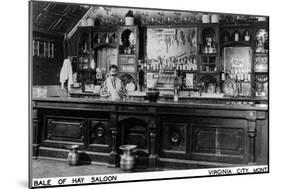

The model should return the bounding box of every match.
[32,96,268,169]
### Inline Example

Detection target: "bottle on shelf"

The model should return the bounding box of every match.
[233,31,240,42]
[138,60,144,91]
[204,45,208,54]
[244,31,250,41]
[144,61,147,70]
[213,44,217,53]
[105,34,109,43]
[174,77,179,102]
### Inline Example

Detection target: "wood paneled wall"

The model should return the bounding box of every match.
[32,31,64,85]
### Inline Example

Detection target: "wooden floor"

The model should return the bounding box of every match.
[31,158,164,179]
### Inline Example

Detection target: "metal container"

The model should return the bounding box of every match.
[67,145,79,166]
[145,89,160,102]
[119,145,137,171]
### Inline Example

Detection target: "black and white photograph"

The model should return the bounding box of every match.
[26,0,271,188]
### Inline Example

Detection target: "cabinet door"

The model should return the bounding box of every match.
[89,120,109,145]
[117,26,139,86]
[162,121,188,154]
[190,117,247,163]
[160,118,191,159]
[44,116,86,143]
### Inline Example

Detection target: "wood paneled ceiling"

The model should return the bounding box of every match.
[32,1,89,36]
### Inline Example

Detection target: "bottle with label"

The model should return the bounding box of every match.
[233,31,240,42]
[125,10,134,25]
[174,78,179,102]
[213,44,217,53]
[180,63,183,71]
[244,31,250,41]
[221,71,225,81]
[105,34,109,43]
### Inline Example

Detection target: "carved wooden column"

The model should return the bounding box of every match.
[108,107,119,167]
[109,129,119,167]
[148,119,158,168]
[32,107,40,159]
[247,111,257,164]
[32,118,40,159]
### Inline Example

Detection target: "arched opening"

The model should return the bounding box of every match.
[119,117,149,169]
[119,117,148,150]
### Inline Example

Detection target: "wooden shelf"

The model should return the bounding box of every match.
[119,71,137,74]
[255,52,268,56]
[119,54,136,57]
[222,41,251,46]
[199,63,217,65]
[198,71,218,74]
[93,43,117,49]
[159,70,176,73]
[236,80,252,83]
[33,56,55,60]
[145,70,160,73]
[221,21,268,28]
[255,80,268,83]
[199,53,217,56]
[178,70,197,73]
[254,71,268,74]
[221,23,252,28]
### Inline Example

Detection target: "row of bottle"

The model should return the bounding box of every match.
[223,30,251,42]
[95,33,117,44]
[255,74,268,82]
[202,44,217,54]
[158,75,176,84]
[139,62,197,72]
[201,65,217,72]
[138,58,197,71]
[144,56,196,65]
[221,71,251,82]
[201,36,217,54]
[122,46,136,55]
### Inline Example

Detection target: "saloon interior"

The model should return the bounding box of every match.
[31,1,269,178]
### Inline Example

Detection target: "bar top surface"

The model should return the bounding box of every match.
[32,96,268,111]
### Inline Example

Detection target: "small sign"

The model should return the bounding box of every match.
[156,28,176,35]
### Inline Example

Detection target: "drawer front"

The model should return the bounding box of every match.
[45,116,85,142]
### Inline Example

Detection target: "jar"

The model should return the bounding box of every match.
[202,14,210,23]
[125,10,134,25]
[211,14,219,23]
